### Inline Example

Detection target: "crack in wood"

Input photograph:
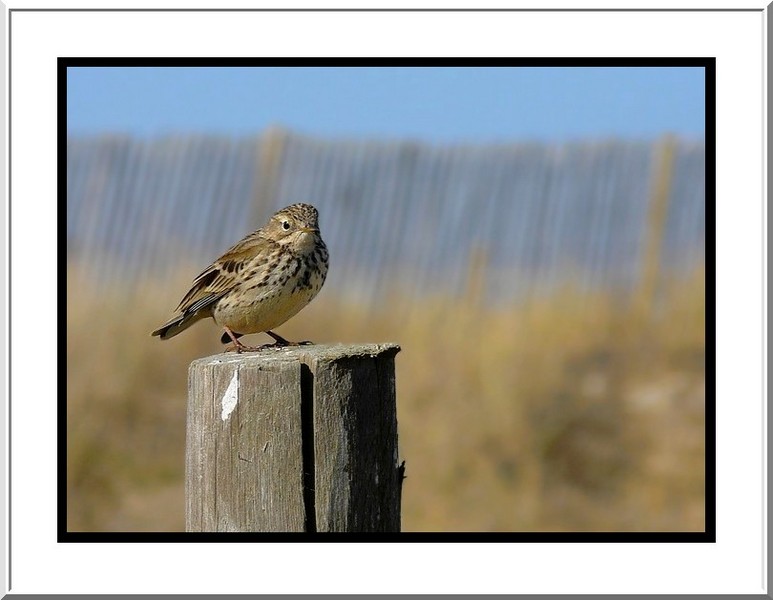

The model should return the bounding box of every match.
[300,362,317,533]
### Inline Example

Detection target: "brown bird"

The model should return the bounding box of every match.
[151,203,328,352]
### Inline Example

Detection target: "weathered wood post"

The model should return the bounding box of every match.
[185,343,402,532]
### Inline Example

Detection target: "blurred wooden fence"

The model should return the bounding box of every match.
[66,129,705,307]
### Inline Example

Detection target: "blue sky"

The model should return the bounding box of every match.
[67,66,705,143]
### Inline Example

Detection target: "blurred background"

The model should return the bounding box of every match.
[66,66,706,532]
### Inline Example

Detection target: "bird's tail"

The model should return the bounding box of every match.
[151,312,207,340]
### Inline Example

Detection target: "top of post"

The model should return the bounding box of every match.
[189,342,401,369]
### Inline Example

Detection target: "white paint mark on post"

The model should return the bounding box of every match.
[221,369,239,421]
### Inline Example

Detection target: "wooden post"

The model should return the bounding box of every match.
[185,343,402,532]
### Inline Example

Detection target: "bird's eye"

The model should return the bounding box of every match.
[282,220,290,231]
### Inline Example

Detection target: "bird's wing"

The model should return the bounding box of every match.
[173,234,268,315]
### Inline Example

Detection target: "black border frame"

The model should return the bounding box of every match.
[58,57,716,543]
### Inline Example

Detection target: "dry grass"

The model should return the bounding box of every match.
[67,264,705,532]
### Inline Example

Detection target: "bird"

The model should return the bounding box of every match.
[151,203,328,353]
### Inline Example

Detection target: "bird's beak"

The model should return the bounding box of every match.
[300,227,319,233]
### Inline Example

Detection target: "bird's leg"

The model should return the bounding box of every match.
[265,330,314,347]
[265,330,290,346]
[222,326,262,353]
[221,328,313,352]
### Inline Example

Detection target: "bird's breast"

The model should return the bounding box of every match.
[212,245,327,334]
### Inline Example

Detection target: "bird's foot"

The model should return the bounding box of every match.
[265,331,314,347]
[224,340,264,353]
[221,328,315,352]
